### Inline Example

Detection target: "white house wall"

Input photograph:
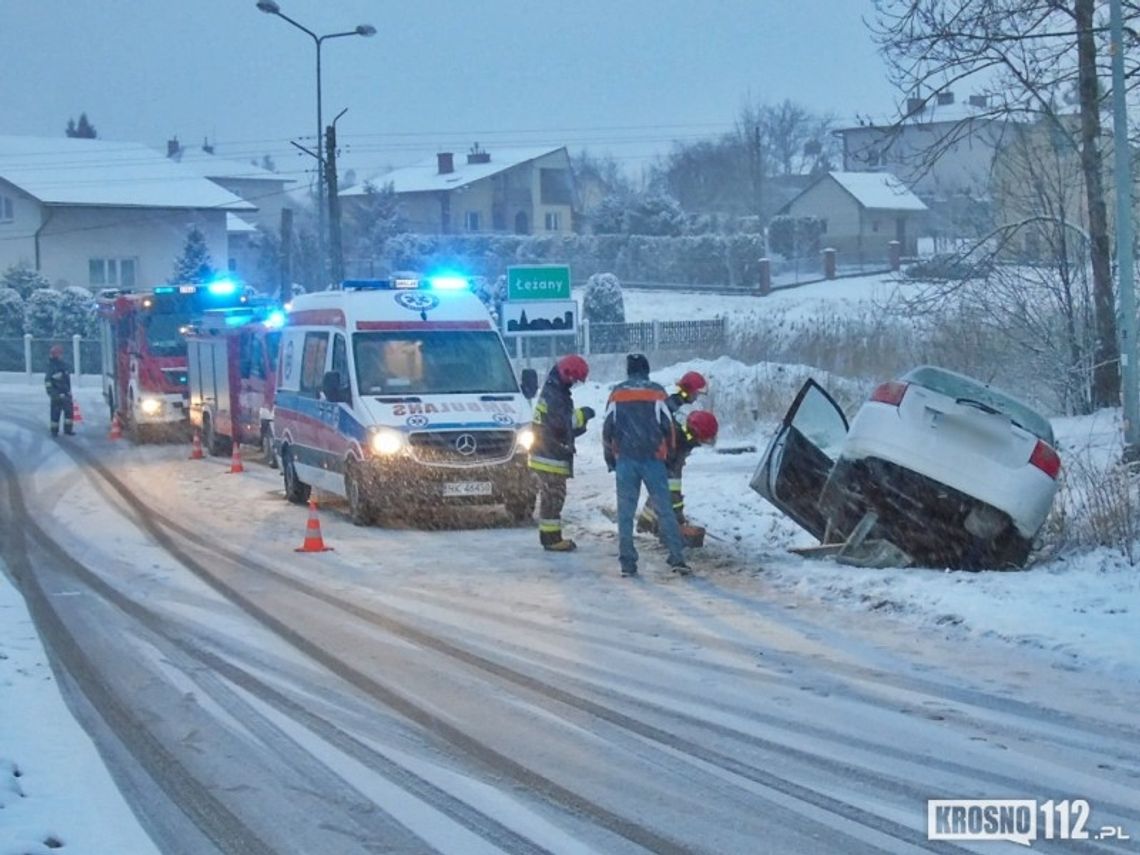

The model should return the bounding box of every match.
[33,206,228,289]
[210,176,284,231]
[841,120,1007,200]
[0,179,42,269]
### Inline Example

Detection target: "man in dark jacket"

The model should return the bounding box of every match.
[528,354,593,551]
[45,344,74,436]
[602,353,689,577]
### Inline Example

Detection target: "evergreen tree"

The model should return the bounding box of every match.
[65,112,97,138]
[24,288,63,337]
[56,286,97,337]
[0,288,24,337]
[583,273,626,323]
[0,263,51,299]
[170,226,216,283]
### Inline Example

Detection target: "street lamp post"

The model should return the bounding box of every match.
[256,1,375,288]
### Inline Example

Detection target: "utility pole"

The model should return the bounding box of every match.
[325,118,345,286]
[279,207,293,306]
[1110,0,1139,460]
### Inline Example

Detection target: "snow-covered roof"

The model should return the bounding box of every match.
[0,136,255,210]
[169,145,289,183]
[828,172,927,211]
[226,213,258,233]
[342,146,568,196]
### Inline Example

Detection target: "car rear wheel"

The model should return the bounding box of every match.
[282,446,311,505]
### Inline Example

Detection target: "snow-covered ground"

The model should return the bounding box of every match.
[2,272,1138,851]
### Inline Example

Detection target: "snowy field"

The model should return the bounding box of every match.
[2,272,1138,850]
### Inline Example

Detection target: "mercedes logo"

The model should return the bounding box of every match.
[454,433,477,455]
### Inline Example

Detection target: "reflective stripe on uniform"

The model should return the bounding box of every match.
[538,519,562,533]
[528,455,570,475]
[573,408,588,429]
[667,478,682,491]
[672,499,685,510]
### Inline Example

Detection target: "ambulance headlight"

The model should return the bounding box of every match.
[139,397,162,416]
[515,426,535,452]
[370,428,405,456]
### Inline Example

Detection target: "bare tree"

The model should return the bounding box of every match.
[871,0,1140,408]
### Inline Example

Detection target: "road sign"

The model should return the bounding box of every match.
[507,265,571,301]
[501,300,577,337]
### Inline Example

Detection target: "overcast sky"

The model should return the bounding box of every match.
[5,1,897,183]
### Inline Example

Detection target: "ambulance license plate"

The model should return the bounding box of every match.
[442,481,493,497]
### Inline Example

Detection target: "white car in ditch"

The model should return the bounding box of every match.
[751,365,1061,569]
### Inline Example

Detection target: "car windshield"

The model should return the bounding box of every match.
[353,330,519,396]
[903,365,1054,445]
[143,313,190,357]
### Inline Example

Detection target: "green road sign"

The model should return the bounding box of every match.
[507,265,571,301]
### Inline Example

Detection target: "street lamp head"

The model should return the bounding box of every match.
[256,0,280,14]
[356,24,376,37]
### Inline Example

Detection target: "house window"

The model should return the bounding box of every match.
[871,220,881,233]
[465,211,480,232]
[544,211,561,231]
[820,219,828,234]
[0,195,12,223]
[89,257,137,288]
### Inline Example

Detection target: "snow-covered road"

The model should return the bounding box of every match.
[3,375,1140,854]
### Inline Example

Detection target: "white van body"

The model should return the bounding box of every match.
[273,279,537,524]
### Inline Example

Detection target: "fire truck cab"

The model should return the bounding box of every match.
[184,304,284,463]
[97,282,249,440]
[274,274,539,525]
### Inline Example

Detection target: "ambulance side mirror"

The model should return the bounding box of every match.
[520,368,538,401]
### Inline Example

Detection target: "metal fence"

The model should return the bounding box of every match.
[504,317,727,359]
[6,319,727,378]
[0,336,101,376]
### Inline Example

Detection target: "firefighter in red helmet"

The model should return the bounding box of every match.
[638,408,719,546]
[44,344,74,437]
[669,370,708,414]
[528,354,594,551]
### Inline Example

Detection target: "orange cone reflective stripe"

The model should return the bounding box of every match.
[295,500,333,552]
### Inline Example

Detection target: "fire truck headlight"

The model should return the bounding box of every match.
[370,428,405,456]
[515,426,535,452]
[139,397,162,416]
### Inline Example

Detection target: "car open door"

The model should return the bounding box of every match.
[750,379,849,541]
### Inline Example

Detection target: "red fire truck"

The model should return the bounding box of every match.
[97,282,249,440]
[184,304,284,464]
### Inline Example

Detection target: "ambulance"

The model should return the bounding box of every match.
[273,275,539,525]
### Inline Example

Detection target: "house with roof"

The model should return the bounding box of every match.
[166,137,291,233]
[779,171,928,257]
[341,144,574,236]
[0,135,255,290]
[834,92,1015,242]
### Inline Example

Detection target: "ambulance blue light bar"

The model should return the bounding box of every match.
[342,274,472,292]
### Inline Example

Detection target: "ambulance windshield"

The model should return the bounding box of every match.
[353,330,518,396]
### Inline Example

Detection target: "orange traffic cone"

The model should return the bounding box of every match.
[294,500,333,552]
[108,414,123,441]
[189,431,204,460]
[71,400,83,424]
[228,443,244,474]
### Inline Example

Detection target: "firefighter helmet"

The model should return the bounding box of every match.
[678,370,708,398]
[556,354,589,384]
[686,410,719,443]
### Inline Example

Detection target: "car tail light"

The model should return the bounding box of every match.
[1029,439,1061,479]
[870,380,909,406]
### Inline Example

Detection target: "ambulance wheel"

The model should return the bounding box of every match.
[345,462,376,526]
[282,446,311,505]
[261,422,278,469]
